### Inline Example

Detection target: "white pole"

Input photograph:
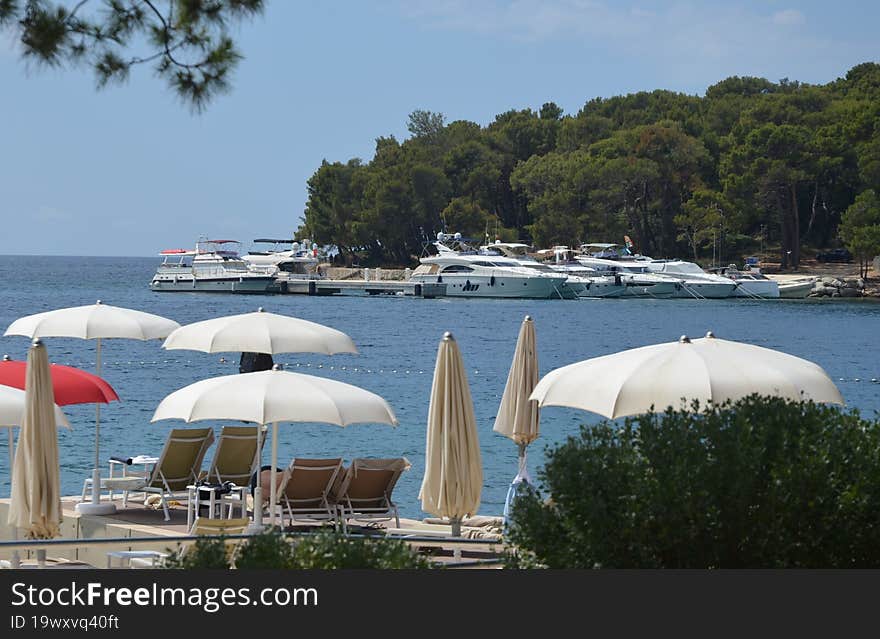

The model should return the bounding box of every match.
[7,428,20,568]
[91,337,101,505]
[269,422,278,528]
[77,336,114,515]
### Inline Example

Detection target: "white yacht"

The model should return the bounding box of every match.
[641,259,738,299]
[150,239,280,293]
[242,238,321,277]
[574,252,679,298]
[535,246,628,298]
[712,264,780,299]
[410,234,576,299]
[478,242,598,298]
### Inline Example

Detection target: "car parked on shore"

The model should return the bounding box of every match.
[816,248,853,263]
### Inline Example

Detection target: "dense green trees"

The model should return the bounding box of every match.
[301,63,880,270]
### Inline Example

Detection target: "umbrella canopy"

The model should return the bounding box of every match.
[493,316,540,448]
[151,367,397,527]
[530,331,845,420]
[8,339,62,539]
[0,385,70,429]
[4,300,179,515]
[492,316,540,522]
[4,301,180,341]
[419,332,483,536]
[161,308,357,355]
[0,385,70,482]
[0,359,119,406]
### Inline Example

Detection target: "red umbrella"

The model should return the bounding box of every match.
[0,359,119,406]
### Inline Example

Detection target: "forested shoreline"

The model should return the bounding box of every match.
[298,63,880,273]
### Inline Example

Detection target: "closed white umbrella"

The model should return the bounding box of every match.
[8,339,62,555]
[530,331,845,419]
[151,367,397,528]
[492,316,539,520]
[5,300,180,515]
[161,307,357,355]
[419,332,483,537]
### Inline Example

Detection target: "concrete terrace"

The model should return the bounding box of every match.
[0,495,506,569]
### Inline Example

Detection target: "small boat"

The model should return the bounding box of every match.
[768,275,817,299]
[712,265,780,299]
[149,239,280,293]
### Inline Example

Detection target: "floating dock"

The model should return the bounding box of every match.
[276,277,446,298]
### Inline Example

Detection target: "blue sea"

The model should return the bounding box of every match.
[0,255,878,519]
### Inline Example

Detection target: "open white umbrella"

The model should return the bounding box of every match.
[8,339,62,560]
[151,366,397,528]
[161,307,357,355]
[5,300,180,515]
[492,316,539,520]
[419,332,483,537]
[530,331,845,419]
[0,385,70,473]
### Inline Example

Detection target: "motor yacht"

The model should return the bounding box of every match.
[711,264,781,299]
[574,252,679,298]
[641,259,737,299]
[242,238,321,278]
[150,239,280,293]
[410,234,576,299]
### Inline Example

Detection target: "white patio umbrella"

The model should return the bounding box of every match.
[419,332,483,537]
[492,316,539,520]
[4,300,180,515]
[161,307,358,355]
[0,385,70,473]
[8,339,62,565]
[530,331,845,419]
[151,366,398,528]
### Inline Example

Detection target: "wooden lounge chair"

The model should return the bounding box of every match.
[271,458,344,529]
[87,427,215,521]
[334,458,411,532]
[201,424,266,487]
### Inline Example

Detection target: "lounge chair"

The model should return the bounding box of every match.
[334,457,411,532]
[272,458,344,529]
[117,517,251,568]
[84,427,215,521]
[201,424,266,487]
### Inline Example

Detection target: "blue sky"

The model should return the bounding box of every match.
[1,1,877,256]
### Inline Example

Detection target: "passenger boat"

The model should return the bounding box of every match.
[149,239,280,293]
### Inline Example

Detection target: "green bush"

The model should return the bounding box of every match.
[284,530,432,569]
[163,528,431,569]
[507,395,880,568]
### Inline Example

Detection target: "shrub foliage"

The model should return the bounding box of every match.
[507,395,880,568]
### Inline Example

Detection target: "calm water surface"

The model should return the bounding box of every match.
[0,256,877,518]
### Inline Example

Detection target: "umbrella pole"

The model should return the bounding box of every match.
[450,516,462,538]
[7,428,20,568]
[269,422,278,528]
[76,338,115,515]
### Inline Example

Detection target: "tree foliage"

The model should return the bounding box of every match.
[0,0,264,111]
[301,64,880,268]
[840,189,880,278]
[506,396,880,569]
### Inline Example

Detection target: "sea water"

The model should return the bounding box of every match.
[0,255,877,519]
